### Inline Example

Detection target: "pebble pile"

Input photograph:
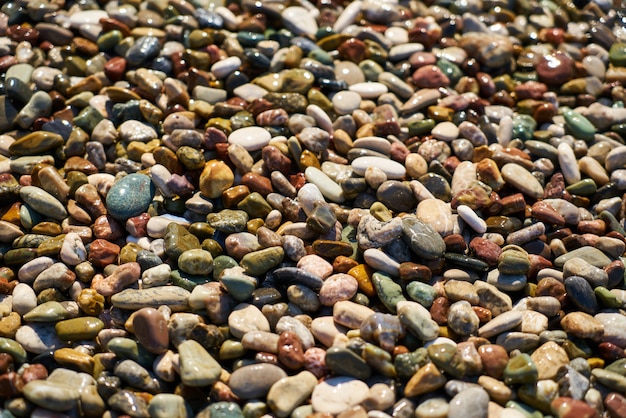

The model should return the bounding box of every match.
[1,0,626,417]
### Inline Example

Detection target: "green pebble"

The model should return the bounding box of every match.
[609,42,626,66]
[606,358,626,376]
[324,346,371,380]
[73,106,103,134]
[504,401,544,418]
[503,353,538,385]
[372,272,406,314]
[23,301,71,322]
[359,59,384,81]
[242,401,268,418]
[394,348,429,381]
[362,343,396,377]
[98,30,123,51]
[405,281,437,308]
[202,402,244,418]
[206,209,249,234]
[554,246,613,268]
[563,108,596,141]
[178,249,214,276]
[427,342,466,378]
[408,119,435,137]
[219,340,246,361]
[512,114,537,142]
[436,58,463,84]
[592,368,626,393]
[170,269,208,291]
[148,394,190,418]
[55,317,104,341]
[595,286,622,308]
[240,247,284,276]
[178,340,222,387]
[213,255,239,280]
[565,178,597,196]
[237,192,272,219]
[220,275,257,302]
[0,337,27,364]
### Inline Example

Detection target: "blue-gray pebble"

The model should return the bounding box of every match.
[106,173,155,220]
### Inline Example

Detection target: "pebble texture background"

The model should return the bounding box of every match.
[0,0,625,417]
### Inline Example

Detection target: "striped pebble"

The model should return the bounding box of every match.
[351,156,406,179]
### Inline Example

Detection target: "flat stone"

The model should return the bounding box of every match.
[229,363,287,399]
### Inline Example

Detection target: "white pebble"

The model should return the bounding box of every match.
[228,126,272,151]
[348,82,388,99]
[352,157,406,179]
[456,205,487,234]
[304,166,345,203]
[333,1,363,33]
[211,56,242,79]
[332,90,362,115]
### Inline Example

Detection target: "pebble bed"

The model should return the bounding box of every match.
[1,0,626,417]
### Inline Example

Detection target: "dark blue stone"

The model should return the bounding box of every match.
[290,36,319,54]
[194,8,224,29]
[106,174,156,220]
[149,57,173,76]
[6,77,32,108]
[237,31,265,48]
[42,119,73,141]
[126,36,161,67]
[564,276,598,314]
[271,267,324,291]
[318,78,349,92]
[243,49,270,69]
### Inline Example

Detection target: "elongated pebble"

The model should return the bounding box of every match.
[19,186,67,220]
[501,163,544,199]
[228,127,272,151]
[557,143,580,185]
[457,205,487,233]
[349,82,388,99]
[333,1,362,32]
[211,56,242,79]
[352,156,406,179]
[304,167,345,203]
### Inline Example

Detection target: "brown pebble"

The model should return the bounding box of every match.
[398,262,432,282]
[132,307,169,355]
[477,344,509,379]
[277,331,305,370]
[88,239,120,269]
[333,256,359,273]
[21,364,48,384]
[430,297,450,325]
[605,392,626,418]
[469,237,502,266]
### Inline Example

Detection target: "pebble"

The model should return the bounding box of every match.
[229,363,287,399]
[106,173,155,220]
[311,376,370,414]
[0,0,623,416]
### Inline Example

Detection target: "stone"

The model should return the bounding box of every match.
[229,363,287,399]
[311,377,370,414]
[178,340,222,387]
[106,173,155,220]
[267,371,317,418]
